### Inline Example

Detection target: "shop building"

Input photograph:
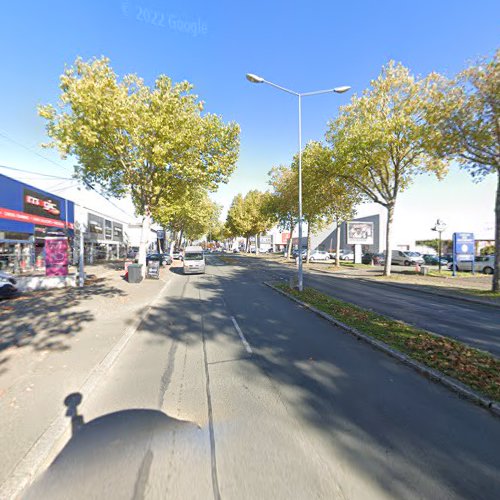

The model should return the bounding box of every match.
[74,205,129,264]
[0,173,74,273]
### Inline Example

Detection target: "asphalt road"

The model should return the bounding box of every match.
[25,256,500,499]
[238,257,500,357]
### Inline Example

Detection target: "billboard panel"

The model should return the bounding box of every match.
[346,222,374,245]
[453,232,475,262]
[45,238,69,276]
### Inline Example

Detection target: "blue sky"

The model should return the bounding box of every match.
[0,0,499,241]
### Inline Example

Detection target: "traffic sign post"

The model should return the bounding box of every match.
[452,232,475,277]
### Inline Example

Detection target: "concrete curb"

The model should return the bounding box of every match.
[264,281,500,418]
[309,266,499,309]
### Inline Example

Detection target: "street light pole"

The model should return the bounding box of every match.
[297,93,303,290]
[431,219,446,273]
[246,74,350,291]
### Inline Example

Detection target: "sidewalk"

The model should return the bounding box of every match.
[0,262,175,489]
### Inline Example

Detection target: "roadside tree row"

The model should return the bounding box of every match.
[39,56,240,271]
[246,50,498,290]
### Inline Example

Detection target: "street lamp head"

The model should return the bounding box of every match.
[333,86,351,94]
[246,73,264,83]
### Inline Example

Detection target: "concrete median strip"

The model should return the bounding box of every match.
[264,281,500,418]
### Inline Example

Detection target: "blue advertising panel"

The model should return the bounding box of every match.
[453,232,475,262]
[452,232,475,276]
[0,173,74,235]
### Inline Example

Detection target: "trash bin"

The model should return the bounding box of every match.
[420,265,429,275]
[127,264,143,283]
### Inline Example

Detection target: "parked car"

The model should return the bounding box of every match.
[422,254,448,266]
[442,253,454,263]
[340,251,354,261]
[0,271,18,299]
[161,253,173,265]
[391,250,425,266]
[232,248,240,253]
[309,250,331,262]
[292,249,307,259]
[362,252,385,265]
[146,253,172,266]
[172,249,182,260]
[448,255,495,274]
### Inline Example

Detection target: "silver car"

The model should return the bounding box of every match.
[448,255,495,274]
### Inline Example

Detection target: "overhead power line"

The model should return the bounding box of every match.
[0,129,73,174]
[0,163,134,219]
[0,129,136,220]
[0,164,72,180]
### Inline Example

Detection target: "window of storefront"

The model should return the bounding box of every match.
[105,220,112,239]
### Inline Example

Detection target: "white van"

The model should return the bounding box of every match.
[183,246,206,274]
[391,250,425,266]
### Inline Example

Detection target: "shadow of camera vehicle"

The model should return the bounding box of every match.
[25,393,207,499]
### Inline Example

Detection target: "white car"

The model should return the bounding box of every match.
[183,246,206,274]
[309,250,331,262]
[448,255,495,274]
[341,252,354,261]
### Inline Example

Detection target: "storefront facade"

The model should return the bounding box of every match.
[0,173,74,274]
[74,206,128,264]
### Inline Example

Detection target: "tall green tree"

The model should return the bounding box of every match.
[226,190,273,251]
[39,56,239,270]
[326,61,448,275]
[292,142,360,263]
[428,50,500,290]
[155,187,221,247]
[267,165,298,258]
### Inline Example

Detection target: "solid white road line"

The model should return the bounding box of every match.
[231,316,253,354]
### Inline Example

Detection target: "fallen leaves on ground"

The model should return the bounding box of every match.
[278,284,500,402]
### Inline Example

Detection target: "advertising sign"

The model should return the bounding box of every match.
[0,173,74,234]
[453,232,475,262]
[260,235,272,245]
[0,207,73,230]
[45,238,69,277]
[23,188,61,220]
[346,222,374,245]
[281,232,290,244]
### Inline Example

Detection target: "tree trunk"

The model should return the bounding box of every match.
[383,204,395,276]
[245,236,249,252]
[493,169,500,292]
[177,228,184,249]
[137,212,151,277]
[335,217,341,267]
[287,222,295,259]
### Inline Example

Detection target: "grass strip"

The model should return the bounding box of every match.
[276,284,500,402]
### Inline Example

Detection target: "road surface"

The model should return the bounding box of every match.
[23,256,500,499]
[238,256,500,357]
